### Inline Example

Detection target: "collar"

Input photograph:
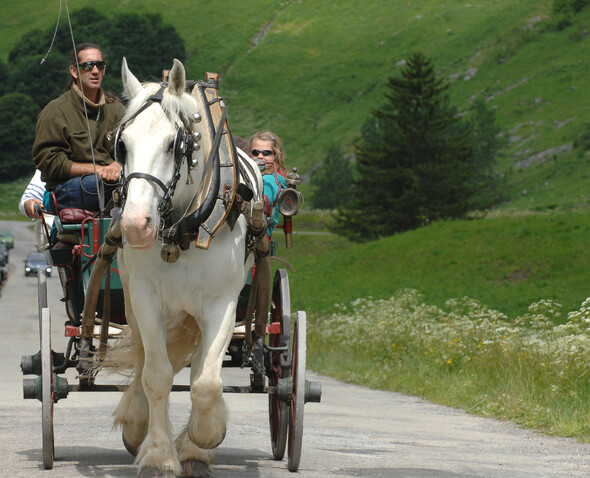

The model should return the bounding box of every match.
[72,83,106,107]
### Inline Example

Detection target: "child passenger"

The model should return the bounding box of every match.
[247,130,288,241]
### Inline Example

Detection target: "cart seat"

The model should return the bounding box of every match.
[53,208,97,244]
[43,209,126,325]
[59,207,97,223]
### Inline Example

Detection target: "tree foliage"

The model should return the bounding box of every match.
[0,61,8,97]
[464,97,506,209]
[7,7,185,106]
[0,7,186,183]
[4,53,67,110]
[104,13,186,93]
[310,144,354,209]
[553,0,590,13]
[332,51,499,242]
[573,120,590,155]
[0,93,39,181]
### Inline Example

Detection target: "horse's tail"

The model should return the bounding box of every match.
[96,313,201,377]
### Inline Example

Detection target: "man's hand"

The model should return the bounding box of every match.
[70,161,122,183]
[100,161,122,183]
[24,198,43,219]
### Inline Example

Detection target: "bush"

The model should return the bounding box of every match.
[553,0,590,13]
[574,121,590,153]
[0,93,39,181]
[310,144,353,209]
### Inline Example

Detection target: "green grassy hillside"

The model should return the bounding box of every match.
[1,0,589,208]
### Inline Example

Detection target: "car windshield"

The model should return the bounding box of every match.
[27,253,46,263]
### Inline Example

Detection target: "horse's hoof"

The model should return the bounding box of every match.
[188,426,226,449]
[138,466,176,478]
[181,460,211,478]
[122,434,138,457]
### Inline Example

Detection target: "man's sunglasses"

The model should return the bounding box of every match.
[251,149,274,157]
[78,61,106,71]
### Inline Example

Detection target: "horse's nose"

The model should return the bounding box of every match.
[121,211,157,249]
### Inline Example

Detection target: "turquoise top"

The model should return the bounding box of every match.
[263,172,287,237]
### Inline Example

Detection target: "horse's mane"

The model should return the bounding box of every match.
[121,82,198,126]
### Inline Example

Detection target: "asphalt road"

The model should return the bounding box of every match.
[1,219,589,478]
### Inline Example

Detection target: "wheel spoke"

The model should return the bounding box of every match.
[268,269,290,460]
[288,311,306,472]
[41,307,54,469]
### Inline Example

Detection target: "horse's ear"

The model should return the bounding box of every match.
[168,59,186,97]
[121,57,143,100]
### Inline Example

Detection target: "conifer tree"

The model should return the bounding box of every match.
[332,51,476,242]
[310,144,353,209]
[465,97,505,209]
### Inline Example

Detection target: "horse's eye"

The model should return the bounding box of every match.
[167,141,174,152]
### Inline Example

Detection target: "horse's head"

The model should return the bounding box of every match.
[117,58,202,250]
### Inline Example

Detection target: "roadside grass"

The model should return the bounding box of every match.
[308,290,590,441]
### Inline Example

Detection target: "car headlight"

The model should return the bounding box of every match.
[25,267,31,272]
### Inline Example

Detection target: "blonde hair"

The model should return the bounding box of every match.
[248,130,287,175]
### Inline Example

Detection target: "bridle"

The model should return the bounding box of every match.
[115,84,193,216]
[114,80,227,247]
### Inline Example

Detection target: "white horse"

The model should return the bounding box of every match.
[112,58,262,477]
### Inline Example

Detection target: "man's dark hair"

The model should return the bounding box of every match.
[69,42,104,66]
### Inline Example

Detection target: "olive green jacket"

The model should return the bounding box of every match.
[32,85,126,190]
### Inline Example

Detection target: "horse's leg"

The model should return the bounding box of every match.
[128,283,179,477]
[113,258,149,456]
[115,373,148,456]
[166,314,213,476]
[184,299,236,451]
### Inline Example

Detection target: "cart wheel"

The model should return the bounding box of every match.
[287,311,306,472]
[268,269,291,460]
[38,269,48,318]
[38,271,54,470]
[40,306,55,469]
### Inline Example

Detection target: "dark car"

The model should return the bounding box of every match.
[24,252,52,277]
[0,243,8,267]
[0,229,14,249]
